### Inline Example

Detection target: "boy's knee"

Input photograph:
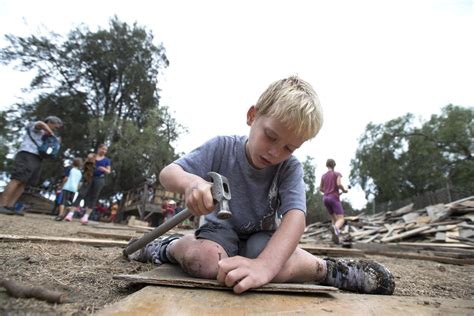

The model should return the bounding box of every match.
[180,241,221,278]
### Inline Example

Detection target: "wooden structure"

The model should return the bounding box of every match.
[0,186,55,214]
[121,181,183,225]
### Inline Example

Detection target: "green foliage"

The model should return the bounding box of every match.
[0,17,181,196]
[0,113,10,170]
[351,105,474,203]
[302,156,345,224]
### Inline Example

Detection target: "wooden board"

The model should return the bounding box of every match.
[97,285,474,316]
[114,264,338,294]
[301,245,366,257]
[78,230,136,241]
[0,234,127,247]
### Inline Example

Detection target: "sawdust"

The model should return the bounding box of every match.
[0,213,472,315]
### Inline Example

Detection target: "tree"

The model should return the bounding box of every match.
[0,17,182,197]
[350,115,413,202]
[351,105,473,204]
[302,156,327,224]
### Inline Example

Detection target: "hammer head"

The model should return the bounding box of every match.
[208,172,232,219]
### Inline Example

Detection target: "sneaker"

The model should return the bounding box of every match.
[14,203,25,216]
[329,225,340,244]
[126,235,181,264]
[64,211,74,222]
[54,215,65,221]
[0,206,15,215]
[80,216,88,225]
[324,258,395,295]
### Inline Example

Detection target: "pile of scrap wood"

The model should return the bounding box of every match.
[302,196,474,247]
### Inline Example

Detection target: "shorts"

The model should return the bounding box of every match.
[61,190,76,206]
[323,194,345,215]
[11,151,42,185]
[195,222,273,258]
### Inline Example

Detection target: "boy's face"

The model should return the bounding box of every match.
[245,106,305,169]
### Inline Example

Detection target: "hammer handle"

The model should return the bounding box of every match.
[123,209,191,256]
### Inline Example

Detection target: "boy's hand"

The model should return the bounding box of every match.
[216,256,275,294]
[184,181,215,216]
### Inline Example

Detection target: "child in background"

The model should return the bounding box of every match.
[55,158,83,221]
[320,159,348,244]
[65,153,95,222]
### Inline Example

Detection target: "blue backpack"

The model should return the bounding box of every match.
[27,127,61,159]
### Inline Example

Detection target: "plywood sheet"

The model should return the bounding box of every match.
[114,264,338,294]
[98,285,474,316]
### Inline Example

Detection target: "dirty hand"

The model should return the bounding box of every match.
[216,256,275,294]
[184,180,214,216]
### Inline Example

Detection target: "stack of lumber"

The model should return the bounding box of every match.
[302,196,474,247]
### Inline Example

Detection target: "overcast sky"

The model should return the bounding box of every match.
[0,0,473,209]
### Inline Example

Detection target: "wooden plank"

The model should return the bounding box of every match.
[402,212,419,223]
[381,226,430,242]
[445,230,460,243]
[78,230,136,241]
[300,245,366,257]
[398,242,474,249]
[391,203,414,216]
[114,264,338,294]
[445,195,474,208]
[435,232,446,242]
[0,234,127,247]
[358,234,379,243]
[127,224,153,232]
[302,227,327,237]
[97,285,474,316]
[362,250,474,265]
[350,228,382,238]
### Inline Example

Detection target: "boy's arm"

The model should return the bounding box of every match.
[217,209,305,294]
[336,175,347,193]
[159,163,214,216]
[319,178,325,193]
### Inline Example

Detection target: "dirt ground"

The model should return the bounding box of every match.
[1,213,473,315]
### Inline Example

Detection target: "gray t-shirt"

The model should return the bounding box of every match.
[18,122,44,155]
[174,135,306,238]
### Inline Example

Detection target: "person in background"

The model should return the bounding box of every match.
[65,153,95,222]
[79,144,111,225]
[109,201,118,223]
[319,159,348,244]
[0,116,63,216]
[51,183,63,216]
[165,200,176,222]
[55,157,83,221]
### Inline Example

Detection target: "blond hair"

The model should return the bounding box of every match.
[255,75,323,140]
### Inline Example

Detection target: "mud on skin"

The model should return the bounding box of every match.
[326,259,395,295]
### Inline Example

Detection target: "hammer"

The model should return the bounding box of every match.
[123,171,232,257]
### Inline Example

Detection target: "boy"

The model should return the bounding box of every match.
[320,159,347,244]
[0,116,63,215]
[127,76,395,295]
